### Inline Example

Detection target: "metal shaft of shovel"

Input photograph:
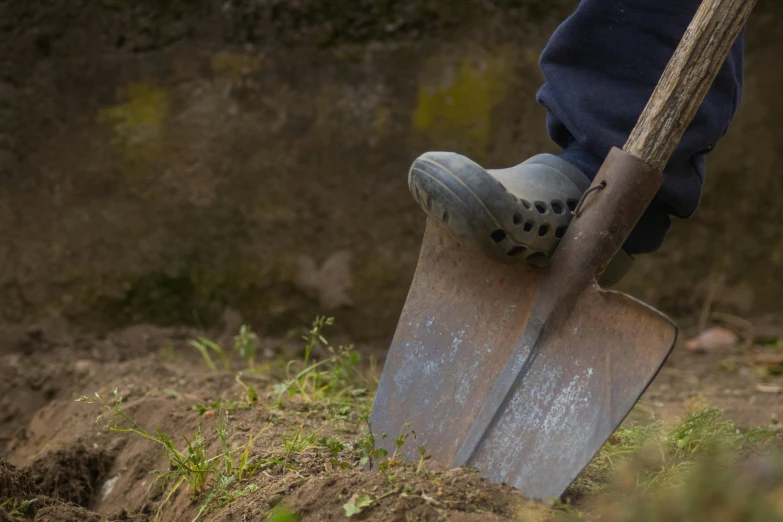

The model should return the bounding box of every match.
[452,0,758,470]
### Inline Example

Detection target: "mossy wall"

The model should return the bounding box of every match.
[1,1,782,341]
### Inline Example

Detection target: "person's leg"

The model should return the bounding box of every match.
[408,1,744,281]
[536,0,744,254]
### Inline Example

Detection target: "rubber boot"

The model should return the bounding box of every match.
[408,151,634,286]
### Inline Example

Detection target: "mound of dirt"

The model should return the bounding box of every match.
[33,504,102,522]
[1,458,146,522]
[0,458,40,501]
[2,318,782,522]
[30,445,114,508]
[33,504,146,522]
[277,467,548,522]
[0,459,49,519]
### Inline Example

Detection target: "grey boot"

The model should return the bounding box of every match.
[408,151,634,286]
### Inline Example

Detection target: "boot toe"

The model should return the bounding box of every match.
[408,152,585,267]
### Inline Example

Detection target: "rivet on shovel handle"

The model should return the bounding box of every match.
[572,181,606,218]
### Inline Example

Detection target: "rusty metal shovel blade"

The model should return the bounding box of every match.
[370,216,676,502]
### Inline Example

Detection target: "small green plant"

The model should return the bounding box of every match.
[570,420,664,495]
[355,417,388,471]
[193,475,258,522]
[416,445,429,474]
[273,317,370,413]
[552,498,582,518]
[343,494,374,517]
[215,413,235,476]
[568,406,782,499]
[669,407,730,456]
[235,373,258,405]
[267,506,301,522]
[77,390,265,519]
[391,424,415,459]
[303,316,333,364]
[283,424,322,455]
[171,427,213,496]
[77,390,214,498]
[212,412,259,482]
[193,399,245,416]
[668,407,744,457]
[233,324,259,370]
[594,451,783,522]
[320,435,347,456]
[189,337,230,371]
[1,498,37,517]
[367,423,418,472]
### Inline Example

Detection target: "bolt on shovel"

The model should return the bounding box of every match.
[370,0,758,503]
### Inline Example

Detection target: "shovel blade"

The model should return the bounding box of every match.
[371,220,676,501]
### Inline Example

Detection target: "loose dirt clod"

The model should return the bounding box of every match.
[30,445,114,508]
[33,503,102,522]
[0,459,40,500]
[0,460,52,519]
[277,467,547,522]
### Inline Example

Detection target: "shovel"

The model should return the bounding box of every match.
[370,0,756,503]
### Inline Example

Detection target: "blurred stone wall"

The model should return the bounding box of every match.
[1,1,781,342]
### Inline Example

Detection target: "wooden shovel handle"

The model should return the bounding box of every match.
[624,0,757,171]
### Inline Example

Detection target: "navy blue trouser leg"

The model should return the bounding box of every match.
[536,1,744,254]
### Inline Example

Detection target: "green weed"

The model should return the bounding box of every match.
[235,373,259,405]
[283,424,322,455]
[319,435,348,456]
[568,406,781,500]
[193,374,258,417]
[342,486,403,518]
[569,421,664,495]
[193,475,258,522]
[416,445,429,474]
[267,506,301,522]
[343,494,373,517]
[233,324,259,370]
[1,498,37,517]
[77,390,214,497]
[189,337,230,371]
[193,400,245,416]
[189,325,261,373]
[303,316,333,365]
[354,417,388,471]
[593,452,783,522]
[77,390,266,520]
[668,407,743,457]
[272,317,372,417]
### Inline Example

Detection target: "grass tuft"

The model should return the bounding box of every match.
[76,391,266,521]
[272,316,374,419]
[233,324,260,370]
[189,337,230,372]
[1,498,37,517]
[566,406,782,506]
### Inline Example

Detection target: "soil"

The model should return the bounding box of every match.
[1,314,782,521]
[0,459,38,501]
[29,445,114,508]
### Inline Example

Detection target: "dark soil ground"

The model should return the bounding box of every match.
[1,311,782,522]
